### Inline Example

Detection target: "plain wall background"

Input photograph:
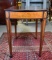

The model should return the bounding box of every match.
[22,0,50,9]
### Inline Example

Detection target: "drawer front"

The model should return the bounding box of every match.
[6,11,47,19]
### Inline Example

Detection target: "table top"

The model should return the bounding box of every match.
[5,6,47,12]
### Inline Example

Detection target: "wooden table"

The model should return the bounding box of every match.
[5,6,47,58]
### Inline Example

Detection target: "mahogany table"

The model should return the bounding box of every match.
[5,6,47,58]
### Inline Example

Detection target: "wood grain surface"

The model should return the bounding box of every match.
[6,11,47,19]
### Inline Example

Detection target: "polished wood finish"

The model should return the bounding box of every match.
[5,6,47,57]
[35,20,38,39]
[6,19,12,58]
[14,20,17,38]
[39,19,46,57]
[6,12,47,19]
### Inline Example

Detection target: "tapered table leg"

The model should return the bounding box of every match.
[49,14,51,21]
[49,10,51,21]
[14,20,17,39]
[35,20,38,39]
[6,19,13,58]
[39,19,46,57]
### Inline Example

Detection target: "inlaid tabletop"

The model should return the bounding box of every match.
[5,6,47,12]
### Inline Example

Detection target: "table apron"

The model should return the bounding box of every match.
[5,11,47,19]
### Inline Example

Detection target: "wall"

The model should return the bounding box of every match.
[22,0,50,9]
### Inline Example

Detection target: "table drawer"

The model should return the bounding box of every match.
[6,11,47,19]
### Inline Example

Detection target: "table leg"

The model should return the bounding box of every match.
[39,19,46,57]
[6,19,13,58]
[14,20,17,39]
[35,20,38,39]
[49,11,51,21]
[49,13,51,21]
